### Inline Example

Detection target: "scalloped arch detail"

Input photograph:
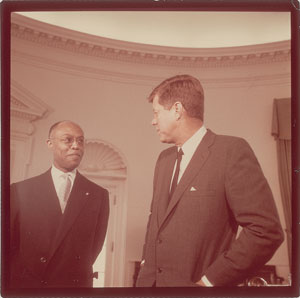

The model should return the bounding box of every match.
[79,140,127,175]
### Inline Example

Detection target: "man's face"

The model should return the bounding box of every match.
[152,95,177,144]
[47,122,85,172]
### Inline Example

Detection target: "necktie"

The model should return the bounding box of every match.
[58,173,72,213]
[169,148,184,200]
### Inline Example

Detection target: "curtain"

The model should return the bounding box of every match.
[271,98,291,270]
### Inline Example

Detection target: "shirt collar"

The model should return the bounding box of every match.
[180,125,207,155]
[51,165,77,182]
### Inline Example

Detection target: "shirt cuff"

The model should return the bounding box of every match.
[202,275,213,287]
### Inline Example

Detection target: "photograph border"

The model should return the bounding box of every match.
[1,0,299,297]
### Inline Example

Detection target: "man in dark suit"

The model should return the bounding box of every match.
[10,120,109,288]
[136,75,284,287]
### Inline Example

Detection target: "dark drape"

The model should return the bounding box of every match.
[271,97,291,270]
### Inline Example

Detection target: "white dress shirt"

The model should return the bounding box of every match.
[51,165,76,212]
[171,125,207,186]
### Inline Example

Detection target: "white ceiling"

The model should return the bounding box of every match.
[17,11,290,48]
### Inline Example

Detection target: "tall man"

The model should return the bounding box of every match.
[136,75,284,287]
[10,120,109,288]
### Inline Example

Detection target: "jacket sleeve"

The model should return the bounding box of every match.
[91,188,110,264]
[204,138,284,286]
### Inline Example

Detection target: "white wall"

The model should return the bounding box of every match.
[10,17,291,284]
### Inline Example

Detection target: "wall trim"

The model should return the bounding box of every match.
[11,49,291,88]
[11,79,52,135]
[10,81,52,182]
[11,13,291,69]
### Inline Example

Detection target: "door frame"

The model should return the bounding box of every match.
[83,172,128,287]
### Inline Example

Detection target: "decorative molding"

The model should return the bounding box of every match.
[10,133,34,182]
[11,48,291,88]
[79,140,127,177]
[11,80,52,135]
[11,14,291,69]
[11,96,29,109]
[11,49,162,86]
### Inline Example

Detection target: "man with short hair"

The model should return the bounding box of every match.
[136,74,284,287]
[10,120,109,288]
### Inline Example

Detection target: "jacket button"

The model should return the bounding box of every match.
[73,279,79,283]
[40,257,47,263]
[157,268,162,273]
[75,255,81,260]
[157,238,162,244]
[41,280,47,285]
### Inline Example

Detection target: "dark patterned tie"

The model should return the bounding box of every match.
[169,148,184,200]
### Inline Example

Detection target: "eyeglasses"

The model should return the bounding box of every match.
[50,137,85,146]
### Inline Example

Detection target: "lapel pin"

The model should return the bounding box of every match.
[190,186,197,191]
[85,192,89,196]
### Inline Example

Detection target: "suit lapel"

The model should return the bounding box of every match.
[159,130,216,229]
[156,148,177,227]
[36,169,62,221]
[49,172,90,259]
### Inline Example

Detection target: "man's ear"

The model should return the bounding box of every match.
[174,101,184,120]
[46,138,53,150]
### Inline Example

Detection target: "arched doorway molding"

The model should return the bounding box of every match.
[78,139,128,287]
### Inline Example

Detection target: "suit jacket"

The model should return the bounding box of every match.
[136,129,284,287]
[10,169,109,288]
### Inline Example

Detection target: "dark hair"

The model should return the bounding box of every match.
[148,74,204,120]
